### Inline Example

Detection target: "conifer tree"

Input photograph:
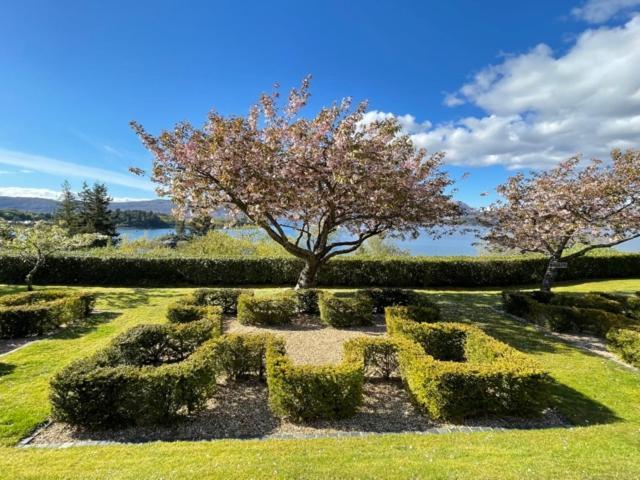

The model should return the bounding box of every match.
[78,182,118,240]
[55,180,79,234]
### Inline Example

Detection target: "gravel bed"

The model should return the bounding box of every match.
[30,379,566,447]
[225,314,386,365]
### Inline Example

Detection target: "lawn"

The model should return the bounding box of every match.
[0,280,639,479]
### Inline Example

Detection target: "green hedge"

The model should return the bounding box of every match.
[191,288,251,313]
[502,291,632,336]
[209,333,280,380]
[606,328,640,367]
[0,290,95,338]
[386,307,551,420]
[318,291,373,327]
[50,319,219,428]
[2,253,639,287]
[166,301,223,325]
[237,291,297,326]
[266,340,364,421]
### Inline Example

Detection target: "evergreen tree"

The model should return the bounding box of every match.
[55,181,79,234]
[78,182,118,239]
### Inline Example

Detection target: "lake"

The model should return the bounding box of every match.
[117,227,640,256]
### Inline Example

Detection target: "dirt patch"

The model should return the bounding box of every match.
[225,314,387,365]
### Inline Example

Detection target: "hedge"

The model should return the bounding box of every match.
[209,333,280,380]
[606,328,640,367]
[50,319,219,428]
[191,288,251,313]
[502,291,633,336]
[166,302,223,325]
[266,340,364,421]
[385,307,551,420]
[318,291,373,327]
[237,291,297,326]
[2,252,639,287]
[0,290,95,338]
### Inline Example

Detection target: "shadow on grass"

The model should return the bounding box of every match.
[550,380,620,426]
[55,311,121,340]
[0,362,15,376]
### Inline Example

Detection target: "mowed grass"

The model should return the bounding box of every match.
[0,280,639,479]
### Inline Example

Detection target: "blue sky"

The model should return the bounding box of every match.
[1,0,639,206]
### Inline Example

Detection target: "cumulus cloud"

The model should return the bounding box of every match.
[572,0,640,23]
[370,16,640,169]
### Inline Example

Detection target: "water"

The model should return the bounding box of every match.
[117,227,640,256]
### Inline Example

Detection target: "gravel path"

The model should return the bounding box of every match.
[225,314,387,364]
[28,380,565,447]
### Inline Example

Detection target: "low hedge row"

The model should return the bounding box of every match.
[50,318,219,428]
[606,328,640,367]
[386,307,551,420]
[502,291,633,335]
[0,290,95,338]
[318,291,374,327]
[3,253,639,287]
[237,291,297,326]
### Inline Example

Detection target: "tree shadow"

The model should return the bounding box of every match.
[549,379,620,426]
[55,311,121,340]
[97,289,154,309]
[0,362,15,376]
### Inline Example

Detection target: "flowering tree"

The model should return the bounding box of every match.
[481,149,640,292]
[132,78,459,287]
[0,222,105,291]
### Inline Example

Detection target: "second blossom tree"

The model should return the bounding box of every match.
[132,78,459,287]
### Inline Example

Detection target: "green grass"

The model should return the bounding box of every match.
[0,280,640,479]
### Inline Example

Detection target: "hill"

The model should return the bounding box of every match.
[0,196,174,214]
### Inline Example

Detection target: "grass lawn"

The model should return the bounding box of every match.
[0,280,639,479]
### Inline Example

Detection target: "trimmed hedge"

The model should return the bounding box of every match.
[318,291,374,327]
[266,340,364,421]
[50,319,219,428]
[209,333,280,380]
[502,291,632,336]
[358,288,432,313]
[343,337,399,379]
[0,290,95,338]
[237,291,297,326]
[607,328,640,367]
[166,302,223,325]
[386,307,551,420]
[2,252,640,287]
[191,288,250,313]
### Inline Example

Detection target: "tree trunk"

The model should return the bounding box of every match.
[296,258,321,289]
[25,257,43,292]
[540,257,560,293]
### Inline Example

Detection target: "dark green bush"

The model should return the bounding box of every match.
[607,328,640,367]
[266,341,364,421]
[502,291,631,336]
[2,252,639,288]
[0,290,95,338]
[191,288,250,313]
[50,319,219,428]
[166,301,220,324]
[357,288,432,313]
[385,304,441,327]
[209,333,280,380]
[343,337,399,379]
[295,288,320,314]
[318,291,373,327]
[237,291,297,326]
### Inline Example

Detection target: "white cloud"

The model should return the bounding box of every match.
[370,16,640,169]
[0,186,152,202]
[572,0,640,23]
[0,148,155,191]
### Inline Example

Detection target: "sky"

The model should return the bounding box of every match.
[1,0,639,206]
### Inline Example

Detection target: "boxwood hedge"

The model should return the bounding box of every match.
[0,290,95,338]
[2,252,639,287]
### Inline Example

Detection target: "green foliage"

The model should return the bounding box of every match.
[0,290,94,338]
[606,328,640,367]
[318,291,373,327]
[385,305,441,328]
[294,288,320,314]
[3,252,640,288]
[343,337,399,379]
[111,209,173,228]
[77,182,118,240]
[237,291,297,326]
[357,287,434,313]
[49,319,219,428]
[353,236,410,257]
[502,291,632,336]
[166,300,223,327]
[209,333,282,380]
[266,341,364,421]
[191,288,250,313]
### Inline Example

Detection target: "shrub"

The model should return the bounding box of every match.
[318,291,373,327]
[237,291,297,326]
[343,337,399,379]
[3,252,640,288]
[191,288,250,313]
[50,319,219,428]
[502,291,631,336]
[607,328,640,367]
[358,288,432,313]
[166,300,222,324]
[209,333,281,380]
[0,290,95,338]
[295,288,320,314]
[266,341,364,421]
[385,305,440,328]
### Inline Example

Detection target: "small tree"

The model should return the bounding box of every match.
[481,149,640,292]
[55,180,79,234]
[0,222,104,291]
[132,77,459,288]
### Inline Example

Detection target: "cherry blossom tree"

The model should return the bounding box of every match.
[131,77,459,288]
[0,222,105,291]
[481,149,640,292]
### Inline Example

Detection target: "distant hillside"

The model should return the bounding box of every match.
[0,196,174,214]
